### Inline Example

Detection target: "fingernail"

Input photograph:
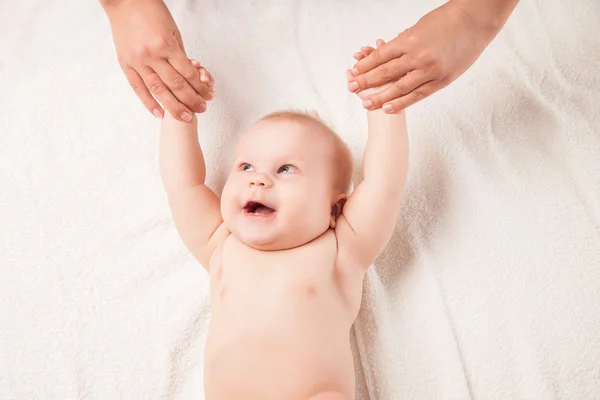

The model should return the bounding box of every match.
[152,108,162,118]
[352,68,359,76]
[383,103,393,112]
[362,99,373,109]
[348,81,359,91]
[200,73,208,83]
[181,112,192,122]
[199,103,207,112]
[206,91,214,101]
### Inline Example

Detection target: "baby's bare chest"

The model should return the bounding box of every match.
[207,233,367,342]
[212,233,337,294]
[208,232,363,317]
[204,234,360,400]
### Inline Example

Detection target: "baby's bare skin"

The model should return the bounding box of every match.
[159,67,408,398]
[204,231,363,399]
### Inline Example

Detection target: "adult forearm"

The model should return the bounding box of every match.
[451,0,520,32]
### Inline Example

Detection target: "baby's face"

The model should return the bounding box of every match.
[221,118,342,250]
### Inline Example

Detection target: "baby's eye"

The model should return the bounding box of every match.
[277,165,296,174]
[240,163,254,172]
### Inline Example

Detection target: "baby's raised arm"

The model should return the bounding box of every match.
[336,106,409,268]
[160,112,224,269]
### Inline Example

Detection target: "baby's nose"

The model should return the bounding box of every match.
[249,174,272,188]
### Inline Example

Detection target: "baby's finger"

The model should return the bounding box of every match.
[199,68,214,99]
[194,66,214,99]
[189,60,214,87]
[353,52,366,61]
[199,68,213,86]
[360,46,375,56]
[168,53,212,101]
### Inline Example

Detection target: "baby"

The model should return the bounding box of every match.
[159,44,409,400]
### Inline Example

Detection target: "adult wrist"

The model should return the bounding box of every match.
[99,0,123,10]
[451,0,518,34]
[100,0,159,19]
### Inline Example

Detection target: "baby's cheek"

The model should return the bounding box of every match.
[220,181,239,217]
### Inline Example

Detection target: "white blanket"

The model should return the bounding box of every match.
[1,0,599,398]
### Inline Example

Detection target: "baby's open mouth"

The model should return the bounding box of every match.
[244,201,276,216]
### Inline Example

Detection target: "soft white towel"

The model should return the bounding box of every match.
[1,0,599,399]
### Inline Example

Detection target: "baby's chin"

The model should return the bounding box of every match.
[232,229,310,252]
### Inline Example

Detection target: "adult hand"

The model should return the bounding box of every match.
[349,40,393,103]
[104,0,213,121]
[347,1,500,113]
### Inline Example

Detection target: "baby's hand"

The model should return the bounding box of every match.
[189,59,215,102]
[348,40,393,103]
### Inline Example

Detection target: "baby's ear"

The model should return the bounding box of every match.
[329,194,348,228]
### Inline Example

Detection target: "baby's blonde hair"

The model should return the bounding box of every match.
[261,110,354,194]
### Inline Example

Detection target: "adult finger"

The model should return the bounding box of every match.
[352,39,404,75]
[140,66,196,122]
[123,66,163,118]
[363,70,430,110]
[168,52,213,96]
[349,56,412,92]
[151,59,207,114]
[382,80,440,113]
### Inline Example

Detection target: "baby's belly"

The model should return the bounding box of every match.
[204,290,355,400]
